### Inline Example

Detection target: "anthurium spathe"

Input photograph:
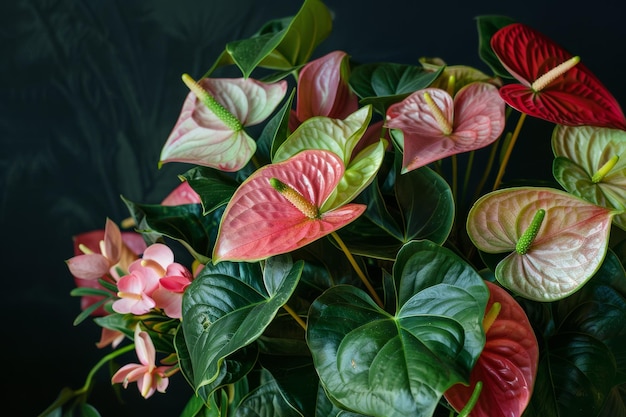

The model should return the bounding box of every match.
[445,281,539,417]
[552,125,626,230]
[213,149,366,262]
[466,187,616,301]
[275,106,386,210]
[290,50,358,131]
[111,325,176,399]
[386,82,505,172]
[159,75,287,171]
[490,22,626,129]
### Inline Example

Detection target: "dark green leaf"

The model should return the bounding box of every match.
[475,15,517,79]
[182,257,303,392]
[350,63,442,114]
[256,88,296,164]
[307,241,488,417]
[181,167,239,215]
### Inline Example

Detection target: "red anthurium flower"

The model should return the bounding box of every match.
[213,149,366,263]
[290,50,359,131]
[386,82,505,172]
[160,75,287,171]
[491,22,626,129]
[445,281,539,417]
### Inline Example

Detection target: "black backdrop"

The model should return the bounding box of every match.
[2,1,625,416]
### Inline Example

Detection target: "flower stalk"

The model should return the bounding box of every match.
[181,73,243,131]
[592,155,619,183]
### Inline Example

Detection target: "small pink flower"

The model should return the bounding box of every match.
[112,266,160,315]
[68,219,147,316]
[113,243,193,317]
[111,326,174,399]
[95,328,125,349]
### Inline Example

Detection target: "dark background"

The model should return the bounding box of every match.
[2,1,625,416]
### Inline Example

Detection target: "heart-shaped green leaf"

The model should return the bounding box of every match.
[349,62,442,114]
[552,125,626,230]
[182,256,303,393]
[467,187,617,301]
[307,240,488,417]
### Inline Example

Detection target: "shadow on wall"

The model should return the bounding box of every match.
[1,0,624,415]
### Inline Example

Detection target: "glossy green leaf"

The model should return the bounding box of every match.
[122,196,222,264]
[235,370,304,417]
[395,165,455,244]
[221,0,332,77]
[552,125,626,230]
[467,187,616,301]
[182,256,302,392]
[182,167,240,215]
[174,326,257,404]
[256,88,296,163]
[475,15,517,79]
[349,62,442,114]
[307,240,488,417]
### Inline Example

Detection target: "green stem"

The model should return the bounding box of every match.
[330,231,383,308]
[451,154,458,205]
[457,381,483,417]
[75,343,136,395]
[283,303,307,331]
[462,150,475,206]
[37,343,136,417]
[492,112,527,191]
[474,132,504,202]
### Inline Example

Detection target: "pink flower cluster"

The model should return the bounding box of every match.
[112,243,193,319]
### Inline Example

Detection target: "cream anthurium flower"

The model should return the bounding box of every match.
[552,125,626,230]
[159,75,287,172]
[466,187,617,301]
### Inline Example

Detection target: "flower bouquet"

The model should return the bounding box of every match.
[41,0,626,416]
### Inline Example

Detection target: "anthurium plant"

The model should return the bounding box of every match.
[42,1,626,416]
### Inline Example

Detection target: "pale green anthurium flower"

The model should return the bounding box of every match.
[552,125,626,230]
[467,187,617,302]
[159,75,287,172]
[273,105,386,211]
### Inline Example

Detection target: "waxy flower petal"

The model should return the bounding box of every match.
[552,125,626,230]
[491,23,626,129]
[161,181,201,206]
[386,83,505,172]
[160,77,287,171]
[213,150,366,262]
[291,50,358,129]
[445,281,539,417]
[467,187,616,301]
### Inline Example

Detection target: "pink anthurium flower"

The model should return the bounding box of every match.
[160,75,287,171]
[290,50,359,131]
[151,264,193,319]
[111,325,175,399]
[466,187,617,301]
[445,281,539,417]
[491,22,626,129]
[386,82,505,172]
[213,149,366,263]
